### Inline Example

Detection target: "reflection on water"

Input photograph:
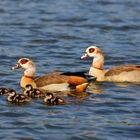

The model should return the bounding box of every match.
[89,81,140,95]
[0,0,140,140]
[88,82,104,94]
[114,82,140,87]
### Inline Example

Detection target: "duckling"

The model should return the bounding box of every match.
[44,92,65,105]
[23,84,44,98]
[0,87,11,96]
[7,89,31,104]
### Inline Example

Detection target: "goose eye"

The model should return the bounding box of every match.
[20,59,29,64]
[89,48,95,53]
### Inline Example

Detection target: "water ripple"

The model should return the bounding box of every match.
[0,0,140,140]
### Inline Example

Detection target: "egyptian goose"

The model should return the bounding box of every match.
[81,46,140,82]
[7,89,31,104]
[23,84,44,98]
[11,58,96,93]
[44,92,65,105]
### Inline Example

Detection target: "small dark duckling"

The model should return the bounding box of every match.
[0,87,10,96]
[7,89,31,104]
[44,92,65,105]
[23,84,44,98]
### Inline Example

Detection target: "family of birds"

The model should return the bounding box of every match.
[0,84,65,105]
[1,45,140,106]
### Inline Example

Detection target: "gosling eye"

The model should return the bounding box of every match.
[89,48,95,53]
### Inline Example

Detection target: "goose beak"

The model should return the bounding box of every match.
[11,63,21,71]
[81,52,88,59]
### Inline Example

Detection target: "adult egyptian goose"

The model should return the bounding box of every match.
[11,58,96,93]
[81,46,140,83]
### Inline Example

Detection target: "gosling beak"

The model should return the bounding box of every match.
[11,63,21,71]
[81,52,88,59]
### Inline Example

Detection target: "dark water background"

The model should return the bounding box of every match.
[0,0,140,140]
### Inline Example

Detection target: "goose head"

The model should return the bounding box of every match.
[81,46,104,70]
[11,58,36,77]
[81,46,104,59]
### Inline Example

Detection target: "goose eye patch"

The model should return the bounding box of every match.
[20,59,29,64]
[89,48,95,53]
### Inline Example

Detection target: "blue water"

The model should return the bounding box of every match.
[0,0,140,139]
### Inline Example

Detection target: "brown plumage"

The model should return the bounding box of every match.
[35,72,87,87]
[7,89,31,104]
[44,92,65,105]
[0,87,12,96]
[81,46,140,83]
[11,58,96,93]
[23,84,44,98]
[105,65,140,76]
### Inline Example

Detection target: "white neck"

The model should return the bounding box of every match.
[89,54,105,81]
[91,54,104,70]
[24,66,36,77]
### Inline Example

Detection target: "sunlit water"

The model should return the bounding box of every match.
[0,0,140,140]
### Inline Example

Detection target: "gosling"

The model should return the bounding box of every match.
[23,84,44,98]
[44,92,65,105]
[7,89,31,104]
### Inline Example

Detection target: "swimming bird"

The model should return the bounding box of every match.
[0,87,11,96]
[44,92,65,105]
[81,46,140,82]
[7,89,31,104]
[23,84,44,98]
[11,58,96,93]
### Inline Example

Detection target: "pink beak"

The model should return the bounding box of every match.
[11,63,21,71]
[81,52,88,59]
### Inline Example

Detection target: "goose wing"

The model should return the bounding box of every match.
[35,71,94,87]
[105,64,140,76]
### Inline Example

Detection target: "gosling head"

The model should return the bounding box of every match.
[44,92,54,102]
[0,88,9,95]
[55,97,65,104]
[7,89,17,96]
[25,84,33,91]
[45,92,54,99]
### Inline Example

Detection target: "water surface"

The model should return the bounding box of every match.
[0,0,140,140]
